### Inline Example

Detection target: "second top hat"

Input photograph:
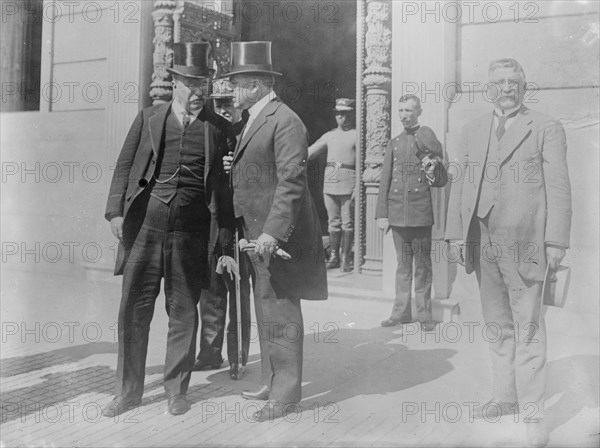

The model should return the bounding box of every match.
[226,41,282,77]
[167,42,215,79]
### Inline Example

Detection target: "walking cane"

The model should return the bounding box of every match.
[234,229,245,379]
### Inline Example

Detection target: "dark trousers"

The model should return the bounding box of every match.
[390,226,433,323]
[246,249,303,405]
[474,213,546,415]
[116,195,210,400]
[198,250,251,365]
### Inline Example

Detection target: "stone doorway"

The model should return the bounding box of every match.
[239,0,358,234]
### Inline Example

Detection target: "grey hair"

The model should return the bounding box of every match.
[488,58,526,81]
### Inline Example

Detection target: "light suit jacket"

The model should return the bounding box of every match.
[445,106,572,281]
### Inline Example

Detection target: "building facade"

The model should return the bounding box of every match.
[2,0,598,330]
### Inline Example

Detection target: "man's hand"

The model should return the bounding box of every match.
[449,240,465,266]
[254,233,279,259]
[110,217,124,241]
[377,218,390,234]
[422,156,438,182]
[546,245,566,271]
[223,152,233,174]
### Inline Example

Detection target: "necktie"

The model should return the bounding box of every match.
[242,110,252,138]
[495,108,520,141]
[241,109,250,123]
[182,113,190,129]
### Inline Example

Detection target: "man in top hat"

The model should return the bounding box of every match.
[224,41,328,421]
[376,94,447,332]
[194,78,252,380]
[308,98,357,272]
[445,58,571,447]
[103,42,237,417]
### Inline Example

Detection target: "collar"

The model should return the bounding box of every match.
[404,123,420,135]
[494,104,522,117]
[247,90,277,121]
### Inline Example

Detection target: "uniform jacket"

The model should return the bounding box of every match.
[376,125,446,227]
[231,97,328,301]
[105,101,234,275]
[445,106,572,281]
[311,127,356,195]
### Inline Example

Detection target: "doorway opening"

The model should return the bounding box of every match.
[239,0,358,233]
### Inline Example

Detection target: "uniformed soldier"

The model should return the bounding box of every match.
[308,98,357,272]
[375,94,447,331]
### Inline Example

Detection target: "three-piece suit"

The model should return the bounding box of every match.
[105,102,233,400]
[445,106,572,413]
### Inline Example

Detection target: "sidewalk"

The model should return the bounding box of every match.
[1,269,598,447]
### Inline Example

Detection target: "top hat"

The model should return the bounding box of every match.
[334,98,355,112]
[209,79,235,99]
[167,43,215,79]
[225,41,282,77]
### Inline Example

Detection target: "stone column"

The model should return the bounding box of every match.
[360,0,392,275]
[150,0,177,104]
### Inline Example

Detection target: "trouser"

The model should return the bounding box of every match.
[324,193,353,233]
[474,213,546,416]
[116,195,209,400]
[246,249,303,405]
[390,226,433,323]
[198,249,251,365]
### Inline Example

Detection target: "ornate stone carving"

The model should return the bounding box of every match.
[360,0,392,274]
[174,1,235,77]
[362,0,392,180]
[149,0,235,104]
[150,1,177,104]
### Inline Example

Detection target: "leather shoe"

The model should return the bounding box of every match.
[167,394,190,416]
[381,318,414,327]
[101,396,141,418]
[241,385,270,401]
[473,399,519,419]
[229,363,246,380]
[526,418,549,448]
[251,400,286,422]
[421,321,437,332]
[192,358,223,371]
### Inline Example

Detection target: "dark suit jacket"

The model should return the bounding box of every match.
[105,101,234,275]
[445,106,572,281]
[231,97,328,301]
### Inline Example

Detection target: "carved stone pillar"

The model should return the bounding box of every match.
[173,1,235,77]
[150,0,177,104]
[149,1,236,104]
[360,0,392,275]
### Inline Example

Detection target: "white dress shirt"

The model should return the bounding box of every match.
[242,90,277,137]
[171,101,201,127]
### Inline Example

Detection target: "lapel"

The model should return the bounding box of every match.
[148,101,172,157]
[471,114,494,186]
[497,107,533,165]
[203,121,212,185]
[233,98,281,163]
